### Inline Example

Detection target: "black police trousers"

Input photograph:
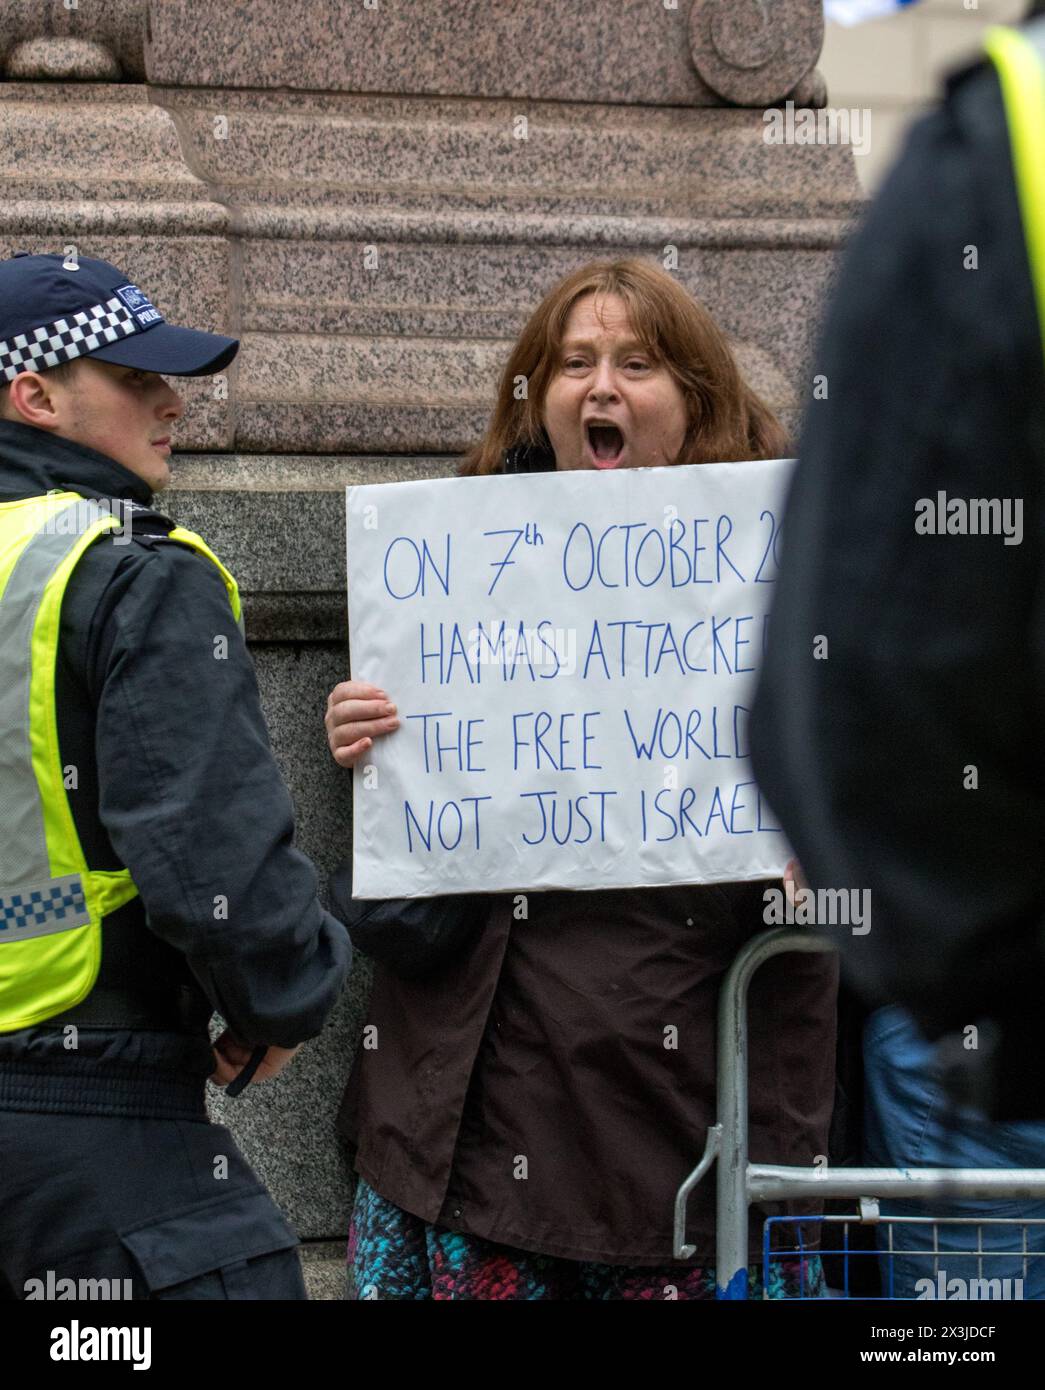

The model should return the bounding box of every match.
[0,1109,307,1300]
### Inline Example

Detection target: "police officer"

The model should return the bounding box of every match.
[750,8,1045,1119]
[0,253,351,1299]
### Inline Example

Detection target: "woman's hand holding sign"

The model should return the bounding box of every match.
[325,680,399,768]
[783,857,809,906]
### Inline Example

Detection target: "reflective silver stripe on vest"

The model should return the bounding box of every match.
[0,873,89,942]
[0,498,108,885]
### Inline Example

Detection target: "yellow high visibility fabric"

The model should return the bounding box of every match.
[0,492,242,1031]
[0,492,130,1029]
[166,525,243,627]
[985,25,1045,367]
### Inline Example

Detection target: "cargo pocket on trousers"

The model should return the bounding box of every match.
[119,1188,304,1300]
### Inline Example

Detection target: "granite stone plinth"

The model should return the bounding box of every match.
[2,0,146,81]
[6,39,122,82]
[146,85,858,451]
[147,0,824,108]
[0,78,860,455]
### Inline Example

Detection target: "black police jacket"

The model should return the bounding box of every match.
[750,48,1045,1117]
[0,419,351,1114]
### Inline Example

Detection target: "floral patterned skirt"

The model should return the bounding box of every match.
[346,1177,823,1301]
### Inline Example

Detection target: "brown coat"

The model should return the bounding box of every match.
[338,880,837,1266]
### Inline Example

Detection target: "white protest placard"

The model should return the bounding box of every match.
[347,460,794,898]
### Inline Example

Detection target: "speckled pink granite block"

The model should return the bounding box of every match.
[146,0,824,108]
[2,0,146,80]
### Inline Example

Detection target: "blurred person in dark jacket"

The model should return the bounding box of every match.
[750,8,1045,1123]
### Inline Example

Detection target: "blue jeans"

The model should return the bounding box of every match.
[863,1006,1045,1300]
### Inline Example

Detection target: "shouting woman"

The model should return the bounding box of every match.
[326,259,838,1301]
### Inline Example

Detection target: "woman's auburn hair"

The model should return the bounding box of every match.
[459,258,789,476]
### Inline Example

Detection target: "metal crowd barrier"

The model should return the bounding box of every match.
[673,929,1045,1299]
[762,1211,1045,1300]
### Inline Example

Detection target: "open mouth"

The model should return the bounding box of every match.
[586,423,624,470]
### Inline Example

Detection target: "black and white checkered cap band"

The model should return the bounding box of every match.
[0,296,137,383]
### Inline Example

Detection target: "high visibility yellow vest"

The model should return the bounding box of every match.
[0,490,242,1033]
[986,21,1045,365]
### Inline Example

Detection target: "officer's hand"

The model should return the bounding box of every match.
[325,679,399,769]
[210,1031,303,1087]
[210,1031,251,1087]
[245,1044,302,1082]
